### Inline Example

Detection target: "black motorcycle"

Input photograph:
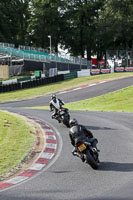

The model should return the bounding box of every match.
[52,108,70,127]
[74,140,100,169]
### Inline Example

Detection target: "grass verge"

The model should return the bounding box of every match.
[66,86,133,112]
[28,86,133,112]
[0,72,133,103]
[0,110,35,180]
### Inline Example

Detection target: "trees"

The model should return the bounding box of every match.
[0,0,30,46]
[29,0,65,52]
[98,0,133,50]
[61,0,105,59]
[0,0,133,61]
[96,0,133,63]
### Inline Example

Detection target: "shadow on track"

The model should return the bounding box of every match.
[1,194,133,200]
[86,126,116,131]
[50,170,72,174]
[99,162,133,172]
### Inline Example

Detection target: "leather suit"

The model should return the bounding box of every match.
[69,124,98,148]
[49,98,64,118]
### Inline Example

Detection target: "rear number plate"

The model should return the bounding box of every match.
[78,144,86,152]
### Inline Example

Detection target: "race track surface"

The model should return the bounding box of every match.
[0,76,133,200]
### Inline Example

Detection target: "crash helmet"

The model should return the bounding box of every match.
[51,94,56,100]
[69,118,78,127]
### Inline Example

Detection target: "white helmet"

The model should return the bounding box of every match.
[51,94,56,100]
[69,118,78,127]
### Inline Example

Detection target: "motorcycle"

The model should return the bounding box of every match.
[74,140,100,169]
[52,108,70,128]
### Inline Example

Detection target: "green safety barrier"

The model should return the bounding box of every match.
[34,71,41,78]
[70,69,81,72]
[64,71,77,80]
[17,76,31,82]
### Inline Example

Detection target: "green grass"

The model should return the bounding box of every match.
[29,86,133,113]
[0,110,35,179]
[0,72,133,103]
[66,86,133,112]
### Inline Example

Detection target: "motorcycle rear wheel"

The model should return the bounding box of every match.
[62,115,70,128]
[86,149,99,170]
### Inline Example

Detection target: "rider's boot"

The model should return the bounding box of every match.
[72,147,77,156]
[72,148,85,162]
[56,116,61,123]
[52,114,56,119]
[80,154,85,162]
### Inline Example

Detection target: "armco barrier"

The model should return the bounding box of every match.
[90,69,100,75]
[125,67,133,72]
[114,67,125,72]
[100,68,111,74]
[77,69,90,77]
[58,70,70,75]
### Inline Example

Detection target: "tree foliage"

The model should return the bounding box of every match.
[0,0,30,46]
[98,0,133,49]
[0,0,133,59]
[29,0,65,52]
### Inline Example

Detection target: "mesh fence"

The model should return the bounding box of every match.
[106,50,133,67]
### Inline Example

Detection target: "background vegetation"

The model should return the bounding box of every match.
[0,0,133,61]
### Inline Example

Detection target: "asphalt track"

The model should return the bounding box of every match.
[0,76,133,200]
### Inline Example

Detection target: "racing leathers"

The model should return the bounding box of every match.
[49,98,64,120]
[69,124,98,161]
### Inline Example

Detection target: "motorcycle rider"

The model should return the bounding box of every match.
[69,118,99,162]
[49,94,65,122]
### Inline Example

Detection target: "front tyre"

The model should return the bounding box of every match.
[86,150,99,170]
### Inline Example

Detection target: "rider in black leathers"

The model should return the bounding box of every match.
[69,118,98,162]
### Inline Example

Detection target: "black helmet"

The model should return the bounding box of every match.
[69,118,78,127]
[51,94,56,100]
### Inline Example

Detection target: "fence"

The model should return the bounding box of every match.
[106,50,133,67]
[0,42,88,66]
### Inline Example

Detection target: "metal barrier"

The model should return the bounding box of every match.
[0,42,88,65]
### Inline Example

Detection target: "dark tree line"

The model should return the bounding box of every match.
[0,0,133,60]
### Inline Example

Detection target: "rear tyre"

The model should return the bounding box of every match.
[86,149,99,170]
[63,115,70,128]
